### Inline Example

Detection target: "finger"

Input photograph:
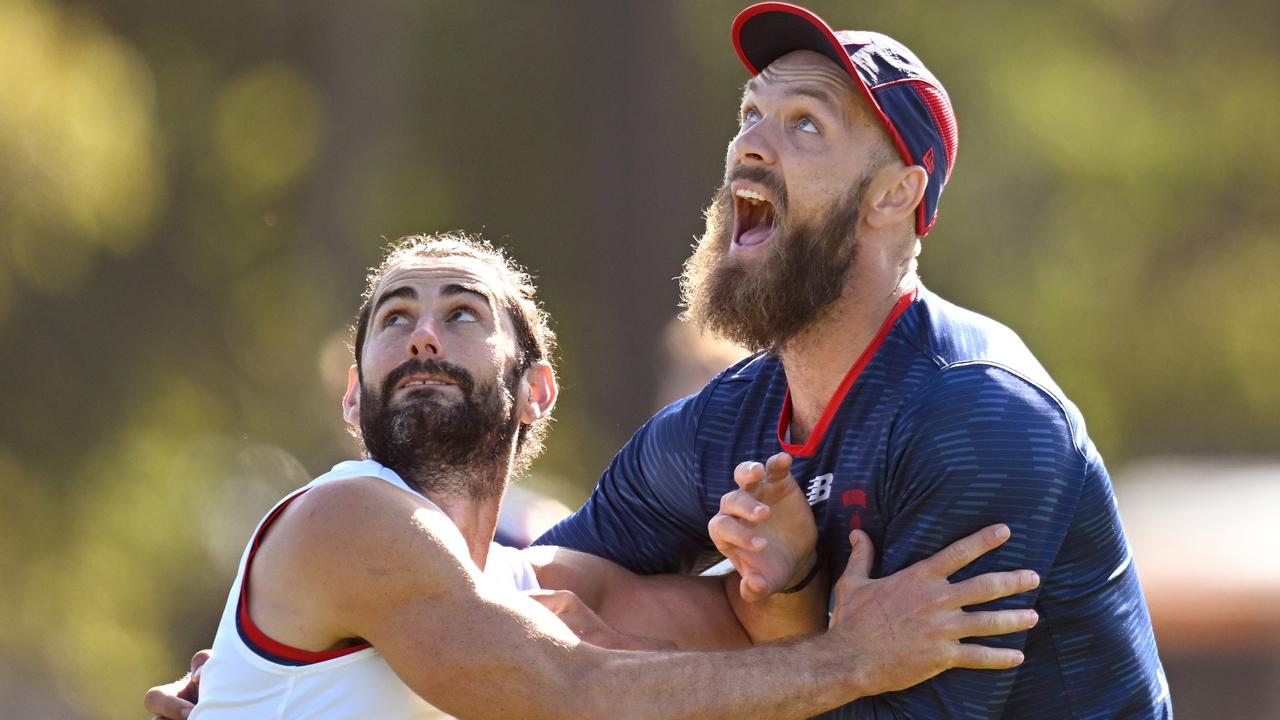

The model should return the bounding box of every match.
[733,461,766,493]
[143,685,194,719]
[718,489,770,521]
[952,608,1039,638]
[739,572,770,602]
[190,649,211,674]
[763,452,793,484]
[949,569,1040,607]
[835,530,873,590]
[918,524,1011,577]
[951,642,1026,670]
[709,514,767,553]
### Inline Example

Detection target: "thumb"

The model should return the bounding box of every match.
[837,530,874,586]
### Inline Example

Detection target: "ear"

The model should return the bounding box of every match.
[342,364,361,428]
[863,164,928,231]
[517,360,558,425]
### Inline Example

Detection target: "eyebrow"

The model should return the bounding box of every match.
[371,285,417,317]
[371,282,497,321]
[743,78,848,119]
[440,283,496,308]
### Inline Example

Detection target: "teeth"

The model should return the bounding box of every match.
[405,379,447,387]
[735,188,766,206]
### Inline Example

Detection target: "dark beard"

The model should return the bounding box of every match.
[359,358,517,500]
[680,167,867,353]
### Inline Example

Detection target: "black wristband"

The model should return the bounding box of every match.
[780,552,823,594]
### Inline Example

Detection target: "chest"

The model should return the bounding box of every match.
[697,401,897,569]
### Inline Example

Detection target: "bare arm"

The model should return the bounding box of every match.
[306,479,1039,719]
[147,478,1041,720]
[524,452,825,650]
[522,544,753,650]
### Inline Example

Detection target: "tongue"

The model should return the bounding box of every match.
[738,223,772,247]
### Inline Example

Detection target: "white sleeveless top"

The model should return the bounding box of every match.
[190,459,540,719]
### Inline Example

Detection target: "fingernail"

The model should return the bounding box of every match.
[752,537,766,549]
[182,709,192,719]
[995,525,1010,540]
[754,504,767,514]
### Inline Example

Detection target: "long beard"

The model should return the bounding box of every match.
[359,358,517,500]
[680,171,867,353]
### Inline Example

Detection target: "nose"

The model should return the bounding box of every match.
[731,120,775,167]
[407,318,443,359]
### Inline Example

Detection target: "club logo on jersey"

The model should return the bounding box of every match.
[842,489,867,530]
[805,473,833,505]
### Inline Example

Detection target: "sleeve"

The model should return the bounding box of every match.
[531,392,715,575]
[847,363,1087,720]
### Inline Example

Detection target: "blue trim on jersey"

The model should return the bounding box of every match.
[537,286,1171,719]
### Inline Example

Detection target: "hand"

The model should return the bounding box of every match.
[826,524,1040,696]
[709,452,817,601]
[526,589,674,651]
[143,649,210,719]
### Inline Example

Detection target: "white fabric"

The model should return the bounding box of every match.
[191,459,538,719]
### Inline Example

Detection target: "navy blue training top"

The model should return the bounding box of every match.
[537,285,1171,719]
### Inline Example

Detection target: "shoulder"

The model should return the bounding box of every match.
[893,362,1089,474]
[272,476,472,599]
[899,289,1091,433]
[638,351,780,439]
[902,290,1041,374]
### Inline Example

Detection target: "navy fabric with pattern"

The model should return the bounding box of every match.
[536,286,1171,719]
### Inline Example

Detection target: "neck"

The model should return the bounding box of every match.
[779,264,917,444]
[400,457,511,571]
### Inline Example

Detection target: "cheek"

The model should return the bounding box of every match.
[790,164,856,209]
[360,342,399,385]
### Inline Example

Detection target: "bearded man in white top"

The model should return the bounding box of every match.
[147,233,1040,720]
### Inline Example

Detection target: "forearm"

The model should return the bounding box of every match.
[597,573,752,650]
[579,634,864,720]
[527,546,751,650]
[386,587,859,720]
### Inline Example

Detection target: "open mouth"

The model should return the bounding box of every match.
[732,185,776,249]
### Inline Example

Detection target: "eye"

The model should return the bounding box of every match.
[448,306,480,323]
[796,116,819,134]
[382,310,409,328]
[740,107,761,128]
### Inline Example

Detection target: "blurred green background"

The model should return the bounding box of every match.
[1,0,1277,717]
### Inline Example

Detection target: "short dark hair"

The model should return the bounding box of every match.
[352,232,557,475]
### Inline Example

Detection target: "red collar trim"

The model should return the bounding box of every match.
[776,287,919,457]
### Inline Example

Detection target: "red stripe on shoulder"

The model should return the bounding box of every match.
[237,488,372,664]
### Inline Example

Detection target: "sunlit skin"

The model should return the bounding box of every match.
[728,50,929,441]
[339,256,557,569]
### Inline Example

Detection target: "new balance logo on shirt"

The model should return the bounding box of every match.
[806,473,833,505]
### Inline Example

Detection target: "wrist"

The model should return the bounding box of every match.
[808,632,872,703]
[781,549,822,594]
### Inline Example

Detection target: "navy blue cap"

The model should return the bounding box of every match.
[732,2,957,236]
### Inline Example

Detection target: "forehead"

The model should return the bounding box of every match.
[372,255,507,302]
[745,49,860,103]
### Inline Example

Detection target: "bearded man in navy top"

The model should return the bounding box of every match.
[538,3,1171,718]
